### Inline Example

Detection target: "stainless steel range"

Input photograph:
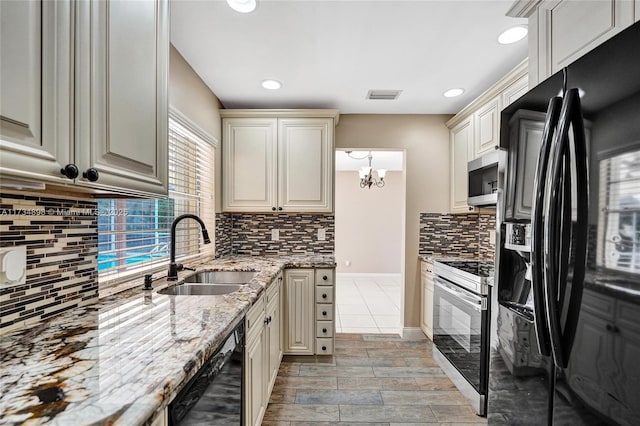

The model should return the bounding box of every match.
[432,259,494,416]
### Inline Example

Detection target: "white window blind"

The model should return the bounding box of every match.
[98,111,216,286]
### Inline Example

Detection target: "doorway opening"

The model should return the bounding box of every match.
[334,149,405,334]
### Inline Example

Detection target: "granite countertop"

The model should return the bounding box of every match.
[0,255,335,426]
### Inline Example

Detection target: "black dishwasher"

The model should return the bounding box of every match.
[168,321,244,425]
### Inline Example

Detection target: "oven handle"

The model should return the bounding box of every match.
[434,276,482,311]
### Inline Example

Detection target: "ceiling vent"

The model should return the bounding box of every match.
[366,90,402,100]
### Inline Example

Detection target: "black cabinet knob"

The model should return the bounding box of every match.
[322,294,327,299]
[468,206,473,211]
[322,311,327,316]
[60,164,79,179]
[264,317,269,324]
[322,275,328,281]
[83,168,99,182]
[272,207,276,211]
[321,346,327,351]
[322,328,327,333]
[278,207,283,211]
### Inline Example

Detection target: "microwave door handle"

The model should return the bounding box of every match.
[558,88,590,367]
[531,96,562,358]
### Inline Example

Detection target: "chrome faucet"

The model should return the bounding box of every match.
[168,214,211,280]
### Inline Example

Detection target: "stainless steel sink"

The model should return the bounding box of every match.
[183,270,257,284]
[158,284,243,296]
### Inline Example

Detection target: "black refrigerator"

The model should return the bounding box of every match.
[488,22,640,425]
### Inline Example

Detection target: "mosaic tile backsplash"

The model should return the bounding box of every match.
[0,192,98,335]
[215,213,334,257]
[419,212,496,262]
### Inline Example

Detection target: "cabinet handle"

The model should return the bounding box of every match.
[322,311,327,316]
[264,317,269,324]
[322,294,327,299]
[321,345,327,351]
[322,275,328,281]
[468,206,473,211]
[272,207,276,211]
[606,324,620,333]
[322,328,327,333]
[60,164,79,179]
[83,168,99,182]
[278,207,283,211]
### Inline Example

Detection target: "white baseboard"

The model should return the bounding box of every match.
[336,273,402,279]
[401,327,426,340]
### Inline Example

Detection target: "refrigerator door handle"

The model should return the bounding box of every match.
[544,88,589,368]
[530,96,562,358]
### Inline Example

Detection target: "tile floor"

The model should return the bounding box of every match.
[336,274,402,334]
[264,333,487,425]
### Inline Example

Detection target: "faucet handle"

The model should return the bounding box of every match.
[183,266,196,272]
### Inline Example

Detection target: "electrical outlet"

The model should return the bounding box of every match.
[489,230,496,246]
[345,260,351,267]
[318,228,326,241]
[271,229,279,241]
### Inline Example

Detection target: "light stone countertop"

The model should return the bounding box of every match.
[0,255,335,426]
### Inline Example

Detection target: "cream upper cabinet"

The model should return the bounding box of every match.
[0,0,168,196]
[221,110,338,213]
[278,118,333,212]
[75,0,168,196]
[0,0,73,184]
[283,269,315,355]
[473,96,501,158]
[222,118,278,211]
[501,74,529,108]
[450,117,475,214]
[509,0,637,86]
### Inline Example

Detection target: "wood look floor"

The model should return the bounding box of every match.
[263,333,487,425]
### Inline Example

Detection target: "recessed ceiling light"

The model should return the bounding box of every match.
[261,79,282,90]
[498,25,528,44]
[443,88,465,98]
[227,0,256,14]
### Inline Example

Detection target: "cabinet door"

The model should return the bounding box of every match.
[473,96,500,159]
[222,118,278,212]
[537,0,636,80]
[283,269,315,355]
[0,0,72,183]
[244,330,266,426]
[505,111,546,221]
[567,309,615,418]
[501,75,528,108]
[278,118,334,212]
[610,300,640,424]
[266,293,281,392]
[450,117,475,213]
[75,0,168,195]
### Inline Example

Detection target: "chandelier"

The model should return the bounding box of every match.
[346,151,386,189]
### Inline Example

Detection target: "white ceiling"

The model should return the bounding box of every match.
[336,150,404,171]
[171,0,528,114]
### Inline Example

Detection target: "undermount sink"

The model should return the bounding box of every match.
[183,270,257,284]
[158,284,243,296]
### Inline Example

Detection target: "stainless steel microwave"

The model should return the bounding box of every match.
[467,149,506,206]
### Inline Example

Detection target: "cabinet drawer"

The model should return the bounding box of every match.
[316,338,334,355]
[315,286,334,304]
[316,303,334,321]
[315,269,334,286]
[266,275,281,302]
[316,321,334,338]
[421,260,433,274]
[246,295,265,340]
[582,289,615,319]
[617,299,640,334]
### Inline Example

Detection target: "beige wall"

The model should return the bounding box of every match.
[335,170,403,274]
[169,45,224,211]
[335,114,451,329]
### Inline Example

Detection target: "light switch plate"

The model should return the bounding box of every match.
[271,229,279,241]
[489,230,496,246]
[318,228,326,241]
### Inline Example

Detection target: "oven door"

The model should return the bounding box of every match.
[433,275,487,392]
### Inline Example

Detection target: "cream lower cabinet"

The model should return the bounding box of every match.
[221,110,338,213]
[244,274,283,426]
[420,260,434,340]
[314,269,336,355]
[283,269,315,354]
[0,0,168,196]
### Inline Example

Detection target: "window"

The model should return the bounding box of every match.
[98,109,216,286]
